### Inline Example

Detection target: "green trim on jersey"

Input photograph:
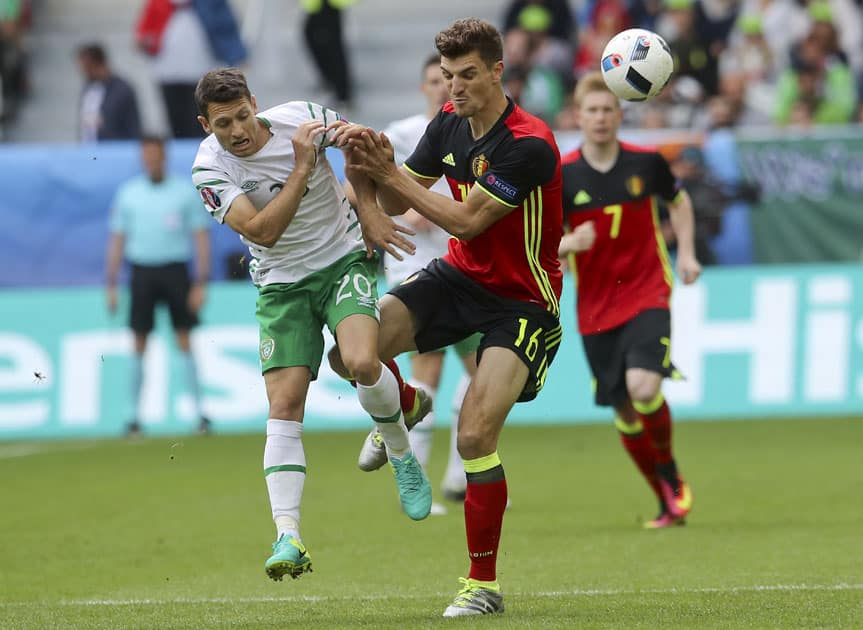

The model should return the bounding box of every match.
[258,116,272,128]
[195,179,228,189]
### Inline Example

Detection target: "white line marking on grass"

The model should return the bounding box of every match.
[0,441,104,460]
[2,583,861,608]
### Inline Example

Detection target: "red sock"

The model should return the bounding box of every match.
[384,359,417,414]
[639,400,673,465]
[348,360,418,415]
[464,476,508,582]
[619,430,662,501]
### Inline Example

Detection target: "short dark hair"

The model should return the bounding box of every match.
[195,67,253,118]
[422,52,442,78]
[77,43,107,65]
[140,133,165,148]
[435,18,503,68]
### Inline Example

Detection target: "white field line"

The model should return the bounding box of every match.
[0,441,100,460]
[1,583,861,608]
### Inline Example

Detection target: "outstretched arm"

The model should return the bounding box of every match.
[667,189,702,284]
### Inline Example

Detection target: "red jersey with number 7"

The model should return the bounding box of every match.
[561,142,680,334]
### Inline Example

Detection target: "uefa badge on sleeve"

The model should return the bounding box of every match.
[200,186,222,210]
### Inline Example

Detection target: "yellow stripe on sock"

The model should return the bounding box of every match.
[632,392,665,415]
[463,451,502,474]
[614,416,644,435]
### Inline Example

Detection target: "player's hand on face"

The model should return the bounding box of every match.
[291,120,327,172]
[356,203,416,261]
[677,253,702,285]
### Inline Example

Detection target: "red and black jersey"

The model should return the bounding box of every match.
[561,142,679,334]
[404,98,563,316]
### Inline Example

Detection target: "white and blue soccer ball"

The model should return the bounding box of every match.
[600,28,674,102]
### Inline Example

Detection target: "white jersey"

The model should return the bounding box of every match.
[383,113,453,284]
[192,101,363,286]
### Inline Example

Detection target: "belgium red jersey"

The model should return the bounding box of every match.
[561,142,679,334]
[404,98,563,316]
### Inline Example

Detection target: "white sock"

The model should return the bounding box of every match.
[356,364,410,458]
[264,419,305,540]
[180,351,202,418]
[131,353,144,420]
[443,375,471,490]
[408,381,435,470]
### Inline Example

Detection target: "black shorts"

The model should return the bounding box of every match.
[129,262,198,334]
[389,259,561,402]
[582,308,676,408]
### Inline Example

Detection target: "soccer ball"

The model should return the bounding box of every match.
[600,28,674,102]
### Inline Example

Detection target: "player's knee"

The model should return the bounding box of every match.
[628,379,660,405]
[268,393,306,421]
[456,426,493,460]
[326,346,348,378]
[339,348,379,384]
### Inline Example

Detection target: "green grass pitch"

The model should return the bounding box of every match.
[1,418,861,628]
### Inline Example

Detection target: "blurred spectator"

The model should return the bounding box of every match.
[515,65,567,123]
[502,0,575,78]
[720,14,775,84]
[714,72,772,127]
[501,0,575,123]
[694,0,739,51]
[702,99,757,264]
[717,14,777,125]
[302,0,355,108]
[739,0,808,73]
[503,64,529,105]
[663,145,760,265]
[806,0,862,74]
[76,43,142,142]
[0,0,29,125]
[628,0,665,31]
[136,0,248,139]
[773,30,856,125]
[658,0,720,97]
[573,0,631,80]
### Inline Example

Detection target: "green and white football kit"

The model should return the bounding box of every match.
[193,101,373,374]
[192,101,430,581]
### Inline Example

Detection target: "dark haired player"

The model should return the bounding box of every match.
[329,17,563,616]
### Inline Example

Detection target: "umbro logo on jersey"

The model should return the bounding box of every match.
[574,190,592,205]
[442,153,456,167]
[241,180,259,192]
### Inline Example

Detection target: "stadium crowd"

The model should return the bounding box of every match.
[5,1,863,140]
[504,0,863,131]
[0,0,31,132]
